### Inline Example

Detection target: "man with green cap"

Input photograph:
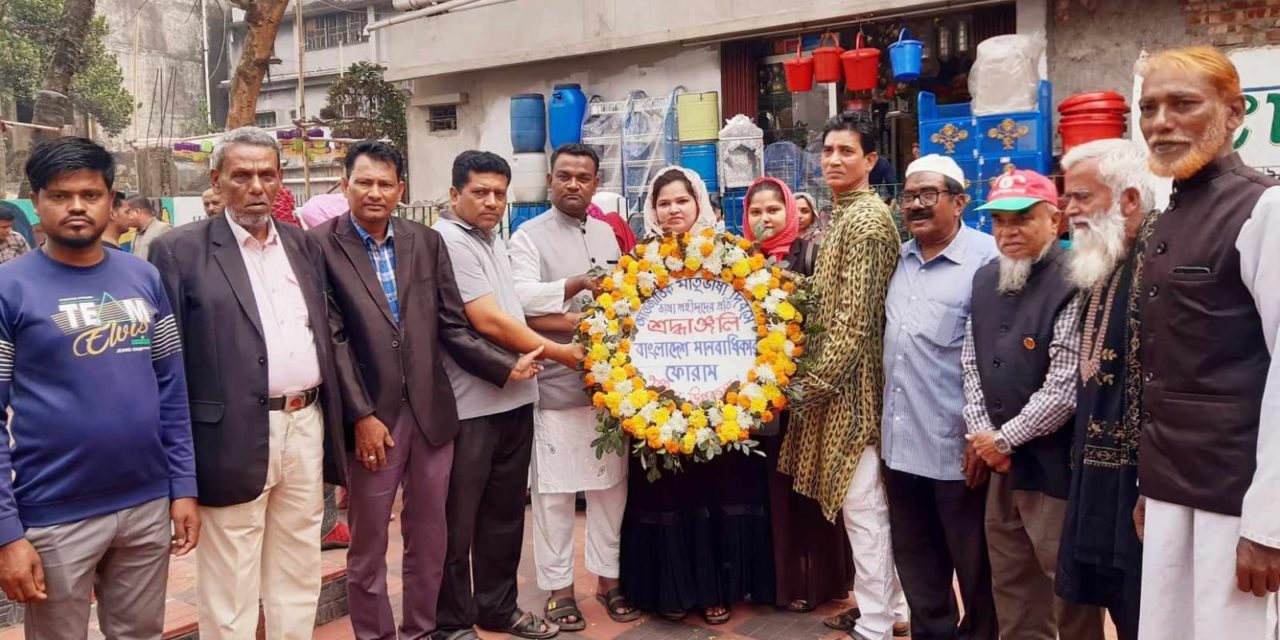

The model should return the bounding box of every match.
[960,169,1106,640]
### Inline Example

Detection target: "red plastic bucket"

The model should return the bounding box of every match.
[1059,90,1126,113]
[783,42,815,92]
[840,33,881,92]
[813,32,844,83]
[1059,119,1126,153]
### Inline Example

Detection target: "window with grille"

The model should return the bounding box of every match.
[428,105,458,132]
[303,12,370,51]
[255,111,278,127]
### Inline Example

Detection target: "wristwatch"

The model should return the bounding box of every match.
[993,432,1013,456]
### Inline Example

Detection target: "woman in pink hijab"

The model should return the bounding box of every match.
[744,177,855,613]
[742,177,815,276]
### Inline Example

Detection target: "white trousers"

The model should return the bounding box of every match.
[530,480,628,591]
[197,404,325,640]
[842,447,909,640]
[1139,497,1280,640]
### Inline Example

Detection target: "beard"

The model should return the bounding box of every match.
[1067,202,1128,289]
[48,230,103,250]
[229,210,271,228]
[1148,109,1230,180]
[997,241,1053,295]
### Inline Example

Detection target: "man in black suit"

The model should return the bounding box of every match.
[149,126,357,640]
[312,140,543,640]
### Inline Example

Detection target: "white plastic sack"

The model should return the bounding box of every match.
[969,33,1046,115]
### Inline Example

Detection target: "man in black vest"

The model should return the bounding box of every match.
[961,169,1105,640]
[1132,46,1280,640]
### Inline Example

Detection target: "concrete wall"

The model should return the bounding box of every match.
[403,43,721,202]
[1045,0,1186,141]
[379,0,997,82]
[100,0,209,143]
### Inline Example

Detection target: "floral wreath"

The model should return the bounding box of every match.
[577,228,811,480]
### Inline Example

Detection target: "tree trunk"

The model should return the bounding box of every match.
[225,0,290,129]
[30,0,97,142]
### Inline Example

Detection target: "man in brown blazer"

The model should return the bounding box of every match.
[311,140,543,640]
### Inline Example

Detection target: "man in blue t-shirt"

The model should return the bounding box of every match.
[0,137,198,637]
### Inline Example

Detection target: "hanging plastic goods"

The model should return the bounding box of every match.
[888,28,924,82]
[968,32,1047,116]
[812,32,844,83]
[764,141,803,191]
[783,40,815,92]
[841,31,881,92]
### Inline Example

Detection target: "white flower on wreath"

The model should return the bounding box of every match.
[665,256,683,272]
[666,411,689,437]
[590,361,612,380]
[740,382,765,400]
[638,401,657,423]
[784,340,797,357]
[619,399,637,417]
[616,378,635,395]
[707,406,723,426]
[724,246,748,265]
[686,234,710,257]
[586,313,610,335]
[745,270,771,290]
[752,365,779,384]
[703,253,724,274]
[767,321,788,335]
[612,299,632,317]
[695,425,716,445]
[637,271,657,290]
[761,297,780,314]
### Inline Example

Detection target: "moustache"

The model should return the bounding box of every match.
[906,209,936,221]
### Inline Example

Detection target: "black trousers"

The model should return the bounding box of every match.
[436,404,535,633]
[884,467,999,640]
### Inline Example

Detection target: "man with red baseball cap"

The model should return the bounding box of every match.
[961,168,1106,640]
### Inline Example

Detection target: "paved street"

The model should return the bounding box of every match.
[0,497,1122,640]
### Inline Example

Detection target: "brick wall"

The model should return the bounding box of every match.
[1183,0,1280,48]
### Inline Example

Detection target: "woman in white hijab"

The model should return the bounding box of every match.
[642,166,718,236]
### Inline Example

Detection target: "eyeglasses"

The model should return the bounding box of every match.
[897,189,959,208]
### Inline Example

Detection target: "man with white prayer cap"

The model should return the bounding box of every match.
[880,153,1001,640]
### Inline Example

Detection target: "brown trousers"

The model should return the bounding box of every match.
[985,472,1106,640]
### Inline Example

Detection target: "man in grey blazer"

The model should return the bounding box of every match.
[311,140,542,640]
[149,126,359,640]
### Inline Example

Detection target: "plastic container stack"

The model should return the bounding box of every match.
[509,152,549,203]
[674,92,722,196]
[508,202,549,236]
[1058,90,1128,154]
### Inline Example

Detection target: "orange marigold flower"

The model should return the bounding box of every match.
[665,440,680,454]
[761,410,774,423]
[681,402,693,414]
[700,243,713,257]
[605,308,617,319]
[738,394,752,408]
[584,374,596,386]
[592,392,606,408]
[783,281,796,293]
[771,395,788,410]
[737,429,750,441]
[733,278,747,290]
[726,392,739,405]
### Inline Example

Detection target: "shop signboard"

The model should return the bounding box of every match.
[1230,47,1279,178]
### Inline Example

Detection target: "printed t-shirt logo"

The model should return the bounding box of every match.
[52,293,155,357]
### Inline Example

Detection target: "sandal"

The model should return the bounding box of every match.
[435,630,478,640]
[484,610,559,639]
[544,597,586,632]
[785,599,815,613]
[703,606,731,625]
[823,606,861,631]
[595,588,642,623]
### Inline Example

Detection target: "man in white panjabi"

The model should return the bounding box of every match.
[508,144,639,628]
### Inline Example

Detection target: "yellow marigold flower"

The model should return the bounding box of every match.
[681,434,696,455]
[723,405,739,421]
[607,320,620,334]
[700,243,714,257]
[658,242,674,258]
[619,255,634,269]
[684,255,702,271]
[626,261,639,275]
[750,397,768,413]
[776,301,797,321]
[750,254,767,271]
[600,278,616,292]
[763,385,781,401]
[750,285,768,300]
[652,408,671,426]
[737,239,752,251]
[647,432,662,449]
[688,410,708,429]
[605,391,623,412]
[589,343,610,361]
[609,367,627,383]
[681,402,693,414]
[626,389,649,409]
[592,392,607,408]
[637,259,651,271]
[632,425,646,439]
[597,293,615,307]
[731,260,752,278]
[721,268,734,280]
[648,389,660,402]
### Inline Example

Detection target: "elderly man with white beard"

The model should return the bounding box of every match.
[1052,139,1162,640]
[960,168,1106,640]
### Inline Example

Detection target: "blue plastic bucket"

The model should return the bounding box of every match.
[508,202,549,234]
[888,28,923,82]
[679,143,719,193]
[721,187,749,236]
[548,84,587,149]
[510,94,547,153]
